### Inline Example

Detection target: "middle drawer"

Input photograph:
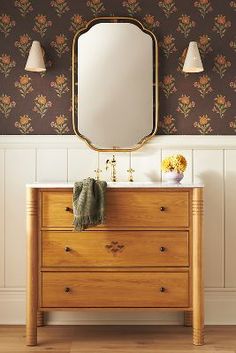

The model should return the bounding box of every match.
[42,230,189,268]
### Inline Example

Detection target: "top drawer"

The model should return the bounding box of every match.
[41,189,189,229]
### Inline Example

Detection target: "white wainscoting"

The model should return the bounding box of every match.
[0,135,236,325]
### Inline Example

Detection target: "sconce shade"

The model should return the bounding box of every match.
[183,41,204,73]
[25,41,46,72]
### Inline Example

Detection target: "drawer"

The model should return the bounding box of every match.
[41,190,189,229]
[41,191,73,228]
[42,231,189,267]
[41,272,189,308]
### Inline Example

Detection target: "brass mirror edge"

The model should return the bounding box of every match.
[72,16,158,153]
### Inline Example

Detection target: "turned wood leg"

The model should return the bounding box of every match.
[26,188,38,346]
[184,311,192,327]
[37,311,44,327]
[192,188,204,346]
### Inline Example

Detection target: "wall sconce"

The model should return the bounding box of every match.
[25,41,46,72]
[183,41,204,73]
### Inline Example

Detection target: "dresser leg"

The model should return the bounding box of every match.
[184,311,192,327]
[192,188,204,346]
[37,311,44,327]
[26,188,38,346]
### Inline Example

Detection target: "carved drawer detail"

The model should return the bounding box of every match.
[105,241,125,256]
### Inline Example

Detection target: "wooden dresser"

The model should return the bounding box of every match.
[26,183,204,346]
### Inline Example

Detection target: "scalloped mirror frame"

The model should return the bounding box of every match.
[72,17,158,152]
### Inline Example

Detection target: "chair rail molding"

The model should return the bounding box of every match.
[0,135,236,149]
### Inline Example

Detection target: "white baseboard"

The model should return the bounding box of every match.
[0,289,26,325]
[1,289,236,325]
[205,290,236,325]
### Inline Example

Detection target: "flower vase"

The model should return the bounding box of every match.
[163,171,184,184]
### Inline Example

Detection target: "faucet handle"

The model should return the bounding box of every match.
[94,168,102,181]
[105,159,110,170]
[127,167,135,182]
[127,152,135,182]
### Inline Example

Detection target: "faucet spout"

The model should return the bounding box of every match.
[106,155,117,182]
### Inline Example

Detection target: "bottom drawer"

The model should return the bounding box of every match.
[41,272,189,308]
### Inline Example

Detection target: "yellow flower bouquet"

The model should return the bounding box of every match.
[161,154,187,184]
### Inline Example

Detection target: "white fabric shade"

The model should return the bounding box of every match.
[183,41,204,73]
[25,41,46,72]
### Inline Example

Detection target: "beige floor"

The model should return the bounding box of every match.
[0,325,235,353]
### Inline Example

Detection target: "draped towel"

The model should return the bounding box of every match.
[73,178,107,231]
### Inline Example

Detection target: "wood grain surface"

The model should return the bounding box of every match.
[41,272,189,308]
[42,230,189,268]
[41,190,189,229]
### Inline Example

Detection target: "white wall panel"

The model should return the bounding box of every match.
[225,150,236,287]
[0,150,4,287]
[193,150,224,288]
[68,149,97,181]
[161,149,193,184]
[37,149,67,182]
[5,149,35,287]
[132,146,161,182]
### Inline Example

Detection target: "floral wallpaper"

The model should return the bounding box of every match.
[0,0,235,135]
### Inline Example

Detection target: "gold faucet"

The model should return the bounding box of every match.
[106,155,117,182]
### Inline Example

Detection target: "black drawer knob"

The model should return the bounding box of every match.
[160,206,165,212]
[160,246,166,252]
[65,207,73,213]
[64,246,71,252]
[64,287,70,293]
[160,287,165,293]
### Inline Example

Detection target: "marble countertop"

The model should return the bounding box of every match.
[26,181,203,188]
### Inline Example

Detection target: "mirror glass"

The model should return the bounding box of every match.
[73,18,158,151]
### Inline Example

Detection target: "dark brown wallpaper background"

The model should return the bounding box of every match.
[0,0,235,135]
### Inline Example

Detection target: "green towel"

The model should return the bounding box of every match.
[73,178,107,231]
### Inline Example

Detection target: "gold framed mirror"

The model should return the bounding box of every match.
[72,17,158,152]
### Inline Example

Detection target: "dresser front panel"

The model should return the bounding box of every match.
[27,186,205,347]
[42,230,189,268]
[41,272,189,308]
[41,190,189,229]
